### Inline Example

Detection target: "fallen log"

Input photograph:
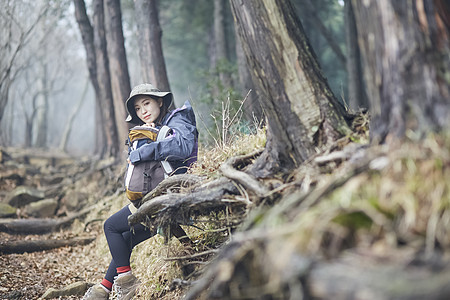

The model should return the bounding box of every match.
[0,236,95,254]
[0,206,91,234]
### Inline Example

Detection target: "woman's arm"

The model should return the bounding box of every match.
[128,106,197,164]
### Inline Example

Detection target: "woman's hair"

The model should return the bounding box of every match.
[155,98,168,125]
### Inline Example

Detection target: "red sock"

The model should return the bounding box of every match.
[116,266,131,274]
[101,278,113,291]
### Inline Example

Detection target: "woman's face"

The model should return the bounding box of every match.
[134,96,163,126]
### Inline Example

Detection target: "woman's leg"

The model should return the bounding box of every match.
[103,205,155,284]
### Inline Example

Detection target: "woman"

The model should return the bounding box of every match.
[83,83,198,300]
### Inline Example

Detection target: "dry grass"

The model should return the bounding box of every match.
[276,132,450,259]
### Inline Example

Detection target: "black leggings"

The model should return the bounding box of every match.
[103,205,154,284]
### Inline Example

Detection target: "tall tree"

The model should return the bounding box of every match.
[344,0,368,110]
[212,0,232,89]
[74,0,119,158]
[230,0,352,175]
[92,0,119,157]
[134,0,171,96]
[104,0,131,147]
[352,0,450,143]
[74,0,104,154]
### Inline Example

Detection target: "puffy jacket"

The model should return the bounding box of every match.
[128,100,198,174]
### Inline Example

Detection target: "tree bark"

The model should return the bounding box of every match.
[104,0,131,147]
[235,26,263,124]
[352,0,450,143]
[344,0,368,111]
[134,0,171,98]
[230,0,353,175]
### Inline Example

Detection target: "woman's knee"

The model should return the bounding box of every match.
[103,215,115,234]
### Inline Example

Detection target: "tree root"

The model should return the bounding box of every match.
[184,230,450,300]
[128,177,246,229]
[141,174,205,205]
[219,149,269,197]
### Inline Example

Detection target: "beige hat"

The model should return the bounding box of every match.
[125,83,173,123]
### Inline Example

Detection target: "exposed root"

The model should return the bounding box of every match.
[219,149,269,197]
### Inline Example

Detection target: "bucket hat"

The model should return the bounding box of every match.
[125,83,173,124]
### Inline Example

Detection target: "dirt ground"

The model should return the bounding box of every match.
[0,228,105,299]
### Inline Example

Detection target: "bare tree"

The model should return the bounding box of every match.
[0,1,49,143]
[230,0,353,175]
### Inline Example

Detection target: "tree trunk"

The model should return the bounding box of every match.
[74,0,119,158]
[213,0,232,89]
[235,29,263,124]
[344,0,368,111]
[92,0,119,157]
[134,0,171,98]
[34,63,48,148]
[59,79,89,152]
[230,0,352,175]
[352,0,450,143]
[73,0,104,156]
[104,0,130,147]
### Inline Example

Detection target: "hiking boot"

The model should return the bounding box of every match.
[113,273,140,300]
[82,284,109,300]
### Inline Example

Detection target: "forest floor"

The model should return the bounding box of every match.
[0,147,200,300]
[0,230,103,299]
[2,131,450,299]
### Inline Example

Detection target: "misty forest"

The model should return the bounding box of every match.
[1,0,450,299]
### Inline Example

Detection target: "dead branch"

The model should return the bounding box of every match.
[0,236,95,254]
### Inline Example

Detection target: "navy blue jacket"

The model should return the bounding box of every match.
[128,101,198,174]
